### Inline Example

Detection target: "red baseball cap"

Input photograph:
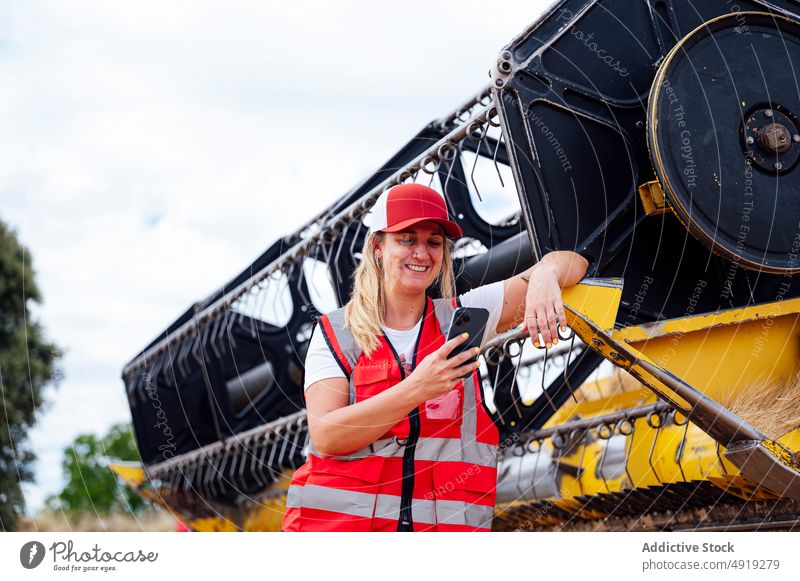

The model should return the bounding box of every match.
[367,184,463,238]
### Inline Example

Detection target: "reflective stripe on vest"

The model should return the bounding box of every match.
[286,296,498,531]
[324,436,497,466]
[286,484,494,528]
[319,308,359,405]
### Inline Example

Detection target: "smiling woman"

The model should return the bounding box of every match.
[282,183,587,532]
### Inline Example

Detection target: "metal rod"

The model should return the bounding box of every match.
[144,410,306,478]
[520,402,669,442]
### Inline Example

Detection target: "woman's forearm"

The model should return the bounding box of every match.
[534,250,589,288]
[311,377,422,457]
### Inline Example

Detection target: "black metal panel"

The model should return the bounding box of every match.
[540,0,662,104]
[127,264,311,465]
[495,0,800,325]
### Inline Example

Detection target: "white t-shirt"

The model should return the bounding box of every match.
[303,281,505,390]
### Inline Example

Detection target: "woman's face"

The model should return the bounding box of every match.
[375,220,446,295]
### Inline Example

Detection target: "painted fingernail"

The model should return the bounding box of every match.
[462,332,469,339]
[476,360,481,368]
[546,342,552,349]
[534,341,540,348]
[473,347,481,354]
[553,338,559,345]
[560,325,567,332]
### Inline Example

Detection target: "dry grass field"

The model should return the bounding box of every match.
[18,508,181,532]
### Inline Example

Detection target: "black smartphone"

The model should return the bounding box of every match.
[445,307,490,368]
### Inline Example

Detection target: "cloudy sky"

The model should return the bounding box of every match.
[0,0,550,512]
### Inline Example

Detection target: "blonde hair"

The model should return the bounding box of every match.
[344,230,456,357]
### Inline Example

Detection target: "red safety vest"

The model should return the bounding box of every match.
[283,296,499,532]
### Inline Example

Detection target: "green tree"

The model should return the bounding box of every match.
[0,219,60,531]
[46,423,147,517]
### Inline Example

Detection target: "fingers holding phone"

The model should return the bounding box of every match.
[405,307,489,405]
[406,333,481,403]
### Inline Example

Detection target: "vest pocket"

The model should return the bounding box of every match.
[419,383,464,440]
[300,455,385,531]
[352,360,410,440]
[423,386,463,422]
[352,360,392,401]
[431,461,497,531]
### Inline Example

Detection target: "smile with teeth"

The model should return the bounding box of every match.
[405,264,429,272]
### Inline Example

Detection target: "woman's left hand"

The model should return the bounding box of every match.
[519,265,566,348]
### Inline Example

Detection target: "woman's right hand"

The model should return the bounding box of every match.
[403,333,481,404]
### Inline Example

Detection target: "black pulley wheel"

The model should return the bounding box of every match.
[648,12,800,274]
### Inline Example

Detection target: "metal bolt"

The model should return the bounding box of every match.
[775,161,783,170]
[794,134,800,143]
[494,78,504,88]
[746,136,755,145]
[765,109,774,118]
[592,338,602,347]
[610,352,620,361]
[760,123,792,154]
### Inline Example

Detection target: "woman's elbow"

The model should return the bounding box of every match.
[550,251,589,287]
[574,252,589,279]
[308,425,354,458]
[308,425,335,458]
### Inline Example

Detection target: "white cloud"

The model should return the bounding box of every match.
[2,0,550,514]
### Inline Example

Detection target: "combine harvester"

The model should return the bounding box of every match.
[115,0,800,531]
